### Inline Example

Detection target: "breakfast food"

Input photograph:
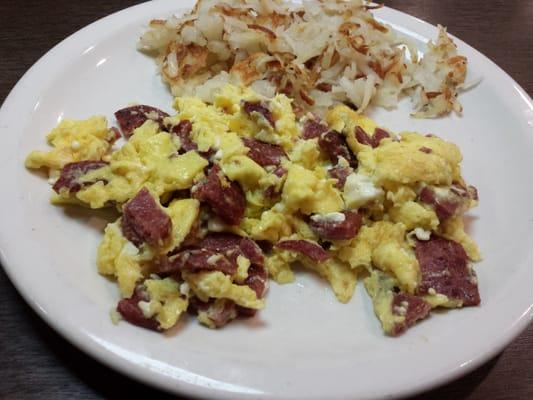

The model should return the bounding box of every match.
[25,84,480,335]
[139,0,468,118]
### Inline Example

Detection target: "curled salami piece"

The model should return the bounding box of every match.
[390,293,432,336]
[355,126,390,148]
[242,101,275,128]
[276,239,330,262]
[122,188,172,247]
[309,211,363,240]
[163,248,237,275]
[242,137,286,167]
[415,236,480,306]
[53,160,108,194]
[328,165,351,189]
[302,119,328,139]
[193,165,246,225]
[318,130,357,167]
[116,287,160,331]
[171,120,197,153]
[114,105,169,138]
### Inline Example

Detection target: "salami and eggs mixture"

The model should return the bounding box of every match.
[25,84,480,335]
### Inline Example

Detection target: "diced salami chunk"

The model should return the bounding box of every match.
[235,305,258,318]
[372,128,391,145]
[239,237,265,267]
[355,126,390,148]
[115,105,169,138]
[309,211,363,240]
[390,293,432,336]
[116,288,160,331]
[273,165,287,178]
[242,101,275,128]
[276,239,330,262]
[122,188,172,247]
[242,137,286,167]
[244,263,269,298]
[328,166,351,189]
[318,130,358,167]
[193,165,246,225]
[171,120,197,153]
[53,160,108,194]
[188,298,238,328]
[418,186,467,221]
[200,233,264,267]
[164,248,237,275]
[415,236,480,306]
[200,232,241,250]
[302,119,328,139]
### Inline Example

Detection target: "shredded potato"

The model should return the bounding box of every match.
[139,0,467,117]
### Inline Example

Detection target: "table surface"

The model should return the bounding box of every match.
[1,0,532,399]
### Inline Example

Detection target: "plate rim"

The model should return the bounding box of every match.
[0,1,532,399]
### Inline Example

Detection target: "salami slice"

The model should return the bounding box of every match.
[122,188,172,247]
[302,119,328,139]
[193,165,246,225]
[242,137,286,167]
[390,293,432,336]
[355,126,390,148]
[328,165,352,189]
[309,211,363,240]
[116,287,160,331]
[276,239,330,262]
[415,236,480,306]
[53,160,108,193]
[170,119,197,153]
[164,248,237,275]
[318,130,357,167]
[242,101,275,128]
[115,105,169,138]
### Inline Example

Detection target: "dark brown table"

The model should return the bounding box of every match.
[1,1,531,398]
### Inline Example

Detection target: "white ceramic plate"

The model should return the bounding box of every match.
[1,1,532,399]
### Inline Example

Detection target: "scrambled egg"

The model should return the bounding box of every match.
[25,84,479,334]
